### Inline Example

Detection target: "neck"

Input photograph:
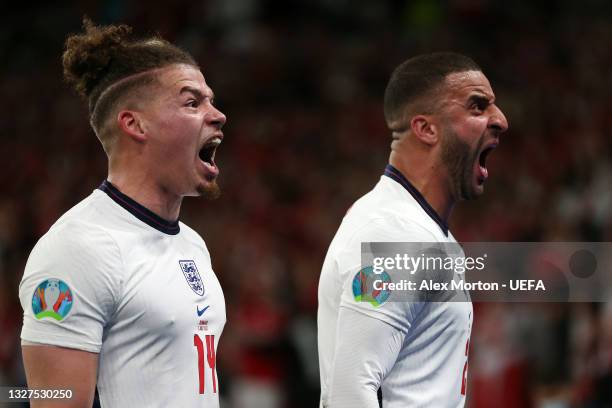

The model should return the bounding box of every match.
[107,168,182,222]
[389,151,455,225]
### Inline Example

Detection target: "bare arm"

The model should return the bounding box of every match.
[22,344,98,408]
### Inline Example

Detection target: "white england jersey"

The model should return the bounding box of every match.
[19,181,226,407]
[318,165,473,408]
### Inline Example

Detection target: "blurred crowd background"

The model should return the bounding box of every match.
[1,1,612,407]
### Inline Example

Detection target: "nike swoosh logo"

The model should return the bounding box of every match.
[197,305,210,317]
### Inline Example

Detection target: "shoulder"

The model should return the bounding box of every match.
[338,179,439,245]
[20,205,126,325]
[25,195,125,285]
[22,188,128,279]
[35,217,121,261]
[178,222,210,254]
[350,176,449,240]
[344,216,435,246]
[23,219,124,303]
[325,177,439,271]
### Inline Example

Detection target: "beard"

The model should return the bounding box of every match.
[196,180,221,200]
[440,127,485,201]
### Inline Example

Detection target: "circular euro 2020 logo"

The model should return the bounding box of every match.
[32,278,74,321]
[352,266,391,307]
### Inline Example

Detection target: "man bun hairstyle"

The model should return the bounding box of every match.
[62,18,197,151]
[383,52,481,126]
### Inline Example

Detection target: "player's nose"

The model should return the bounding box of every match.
[488,104,508,134]
[208,105,227,130]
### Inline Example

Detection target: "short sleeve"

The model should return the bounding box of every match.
[336,216,437,334]
[19,221,123,353]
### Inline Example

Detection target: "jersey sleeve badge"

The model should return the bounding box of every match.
[352,266,391,307]
[31,278,74,321]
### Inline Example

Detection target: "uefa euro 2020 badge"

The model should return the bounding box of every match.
[179,260,205,296]
[352,266,391,307]
[32,278,74,321]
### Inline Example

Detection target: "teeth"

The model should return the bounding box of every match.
[199,137,222,165]
[207,138,222,147]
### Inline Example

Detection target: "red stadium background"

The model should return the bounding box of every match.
[1,1,611,407]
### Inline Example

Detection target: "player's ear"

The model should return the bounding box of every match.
[117,110,147,143]
[410,115,438,146]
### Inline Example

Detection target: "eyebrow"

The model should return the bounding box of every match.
[179,86,215,103]
[466,93,494,106]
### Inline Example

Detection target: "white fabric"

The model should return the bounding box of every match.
[328,307,404,408]
[318,175,473,408]
[20,188,226,407]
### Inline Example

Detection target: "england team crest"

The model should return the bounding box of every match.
[179,260,205,296]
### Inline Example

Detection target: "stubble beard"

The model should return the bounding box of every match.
[196,180,221,201]
[440,127,484,201]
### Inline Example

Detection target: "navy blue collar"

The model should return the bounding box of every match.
[383,165,449,236]
[98,180,180,235]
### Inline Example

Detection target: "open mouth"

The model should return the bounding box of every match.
[477,144,497,182]
[478,145,495,169]
[199,137,222,167]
